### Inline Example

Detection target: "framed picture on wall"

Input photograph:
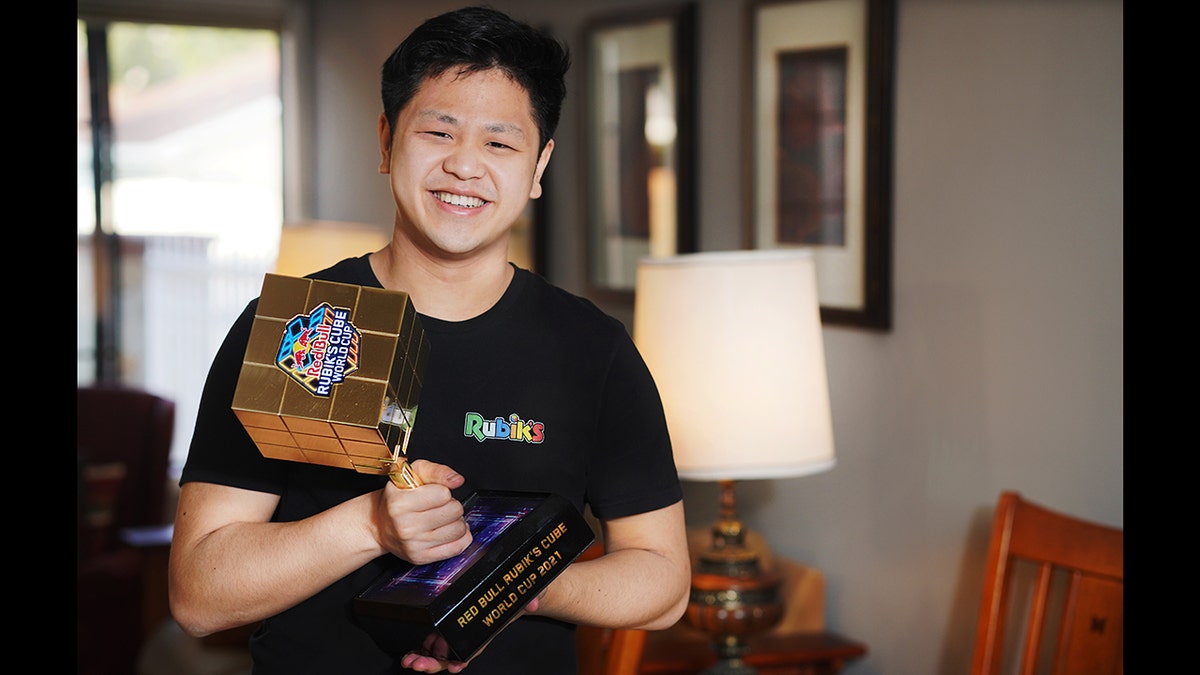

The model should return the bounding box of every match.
[583,2,697,302]
[746,0,895,330]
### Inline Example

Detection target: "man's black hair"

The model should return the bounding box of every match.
[381,6,570,152]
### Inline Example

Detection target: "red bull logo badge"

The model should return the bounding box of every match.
[275,302,361,396]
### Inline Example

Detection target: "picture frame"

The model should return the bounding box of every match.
[583,3,697,301]
[745,0,895,329]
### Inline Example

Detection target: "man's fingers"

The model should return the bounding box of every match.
[410,459,465,489]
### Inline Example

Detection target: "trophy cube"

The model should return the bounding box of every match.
[231,273,429,475]
[354,491,595,662]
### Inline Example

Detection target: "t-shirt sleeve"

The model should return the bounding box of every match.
[179,299,288,495]
[584,331,683,520]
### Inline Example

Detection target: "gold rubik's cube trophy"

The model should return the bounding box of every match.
[232,274,594,662]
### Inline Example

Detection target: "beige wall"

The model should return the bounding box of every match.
[83,1,1125,673]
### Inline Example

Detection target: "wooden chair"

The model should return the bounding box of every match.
[575,542,648,675]
[77,383,176,675]
[969,491,1123,675]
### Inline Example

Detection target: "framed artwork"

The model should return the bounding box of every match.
[583,3,697,301]
[746,0,895,329]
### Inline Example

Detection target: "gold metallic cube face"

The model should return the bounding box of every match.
[232,274,428,475]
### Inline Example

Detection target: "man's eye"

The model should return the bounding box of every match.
[487,141,513,150]
[424,131,451,139]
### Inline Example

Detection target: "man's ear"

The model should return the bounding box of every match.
[378,113,392,174]
[529,139,555,200]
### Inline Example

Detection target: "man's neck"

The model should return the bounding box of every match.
[369,243,514,322]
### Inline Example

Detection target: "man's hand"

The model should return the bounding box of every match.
[374,459,472,565]
[400,597,541,672]
[400,632,469,673]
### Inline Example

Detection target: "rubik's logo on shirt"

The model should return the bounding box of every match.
[463,412,545,443]
[275,302,361,396]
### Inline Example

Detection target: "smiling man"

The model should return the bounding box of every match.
[168,7,690,674]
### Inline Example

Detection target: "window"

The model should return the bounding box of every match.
[78,18,283,473]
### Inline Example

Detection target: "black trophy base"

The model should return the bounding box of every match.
[354,490,594,662]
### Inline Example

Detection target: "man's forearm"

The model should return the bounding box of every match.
[170,487,383,636]
[539,547,690,630]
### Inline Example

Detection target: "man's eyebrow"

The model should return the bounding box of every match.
[483,122,526,139]
[417,109,526,139]
[418,109,460,125]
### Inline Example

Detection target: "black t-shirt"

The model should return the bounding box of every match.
[181,256,682,674]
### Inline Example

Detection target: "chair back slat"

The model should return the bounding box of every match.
[970,491,1122,675]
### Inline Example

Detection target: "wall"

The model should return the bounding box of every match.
[86,1,1125,673]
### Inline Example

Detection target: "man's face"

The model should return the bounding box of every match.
[379,68,553,261]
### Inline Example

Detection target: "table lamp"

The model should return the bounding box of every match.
[633,249,836,675]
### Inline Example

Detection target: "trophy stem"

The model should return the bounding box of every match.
[387,426,423,489]
[388,460,422,489]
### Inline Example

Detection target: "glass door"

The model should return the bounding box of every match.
[78,19,283,472]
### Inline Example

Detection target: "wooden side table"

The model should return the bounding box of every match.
[639,628,867,675]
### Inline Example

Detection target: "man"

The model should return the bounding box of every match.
[169,6,690,674]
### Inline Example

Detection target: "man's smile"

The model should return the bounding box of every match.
[434,191,487,208]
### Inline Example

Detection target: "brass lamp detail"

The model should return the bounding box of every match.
[683,480,783,675]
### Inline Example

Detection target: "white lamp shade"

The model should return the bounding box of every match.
[633,249,835,481]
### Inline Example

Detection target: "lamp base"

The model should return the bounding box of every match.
[696,633,759,675]
[685,571,783,675]
[700,655,755,675]
[682,480,785,675]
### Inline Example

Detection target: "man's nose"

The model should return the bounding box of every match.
[442,144,485,180]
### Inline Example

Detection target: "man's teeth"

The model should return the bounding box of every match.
[435,192,485,208]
